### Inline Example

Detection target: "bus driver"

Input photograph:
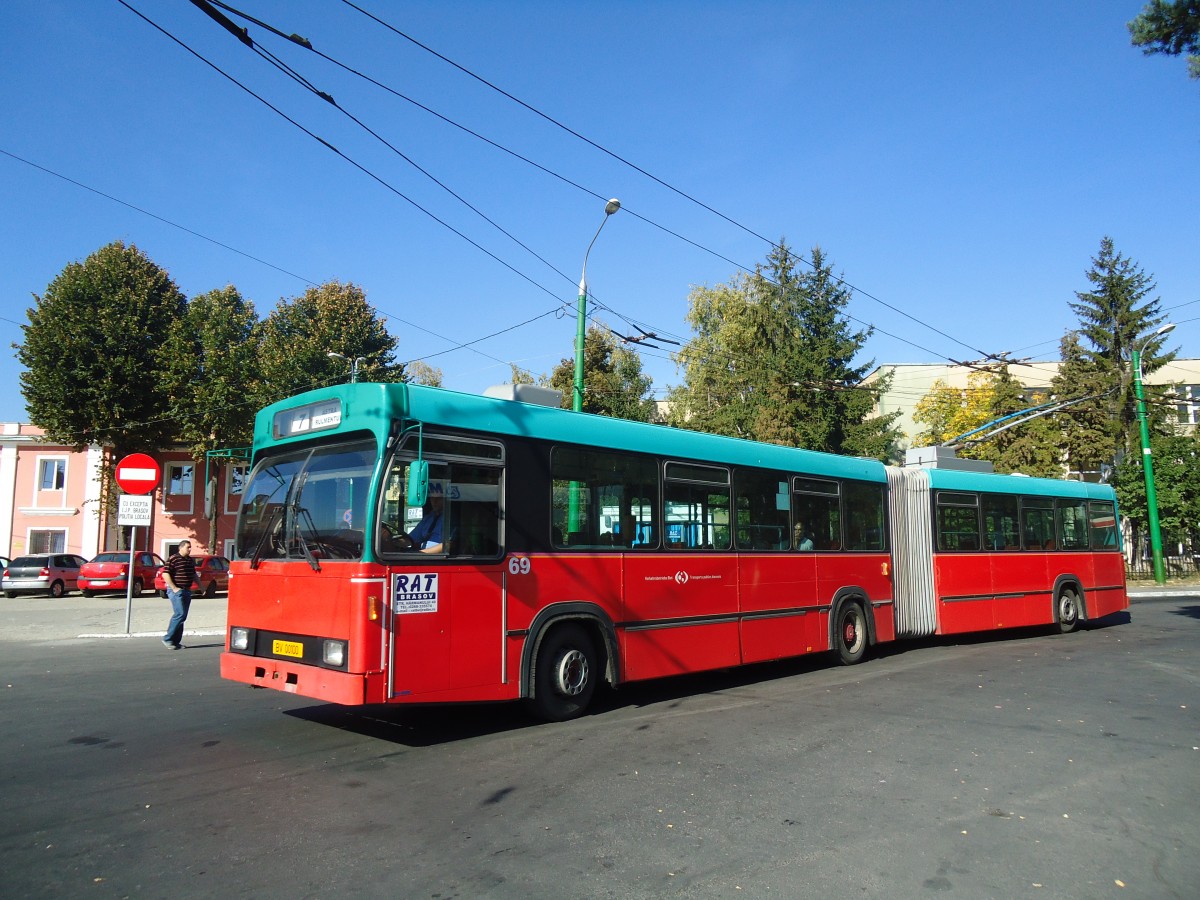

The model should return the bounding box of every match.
[392,491,447,554]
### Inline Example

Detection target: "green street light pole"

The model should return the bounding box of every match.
[573,198,620,412]
[327,351,365,383]
[1132,322,1175,585]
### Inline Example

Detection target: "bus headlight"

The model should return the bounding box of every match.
[322,639,346,667]
[230,627,251,651]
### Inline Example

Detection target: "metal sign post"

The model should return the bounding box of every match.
[114,454,161,636]
[118,494,154,634]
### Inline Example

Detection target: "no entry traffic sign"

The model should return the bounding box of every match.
[114,453,161,495]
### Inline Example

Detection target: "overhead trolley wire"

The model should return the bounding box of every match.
[132,1,1053,392]
[117,0,569,314]
[338,0,998,363]
[178,1,966,376]
[196,0,991,372]
[0,147,319,287]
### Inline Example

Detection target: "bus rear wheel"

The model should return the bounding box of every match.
[1055,587,1081,634]
[527,624,597,722]
[834,601,868,666]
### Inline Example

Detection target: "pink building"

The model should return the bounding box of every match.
[0,424,245,561]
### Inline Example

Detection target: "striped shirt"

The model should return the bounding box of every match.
[165,553,197,591]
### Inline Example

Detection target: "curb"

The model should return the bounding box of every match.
[76,629,225,639]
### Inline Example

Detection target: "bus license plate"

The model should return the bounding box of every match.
[273,639,303,658]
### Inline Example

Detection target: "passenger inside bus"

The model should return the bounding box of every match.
[794,521,814,551]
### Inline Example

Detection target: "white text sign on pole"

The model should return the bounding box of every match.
[118,494,153,527]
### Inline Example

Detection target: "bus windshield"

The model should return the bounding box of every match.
[235,439,376,564]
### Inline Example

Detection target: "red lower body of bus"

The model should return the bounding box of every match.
[220,550,1126,709]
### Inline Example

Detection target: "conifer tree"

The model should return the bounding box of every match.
[668,242,899,459]
[1054,237,1173,472]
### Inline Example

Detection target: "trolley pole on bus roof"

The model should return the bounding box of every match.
[1132,322,1175,585]
[573,198,620,413]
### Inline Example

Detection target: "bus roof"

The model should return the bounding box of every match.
[256,383,1113,499]
[256,382,889,483]
[924,465,1117,500]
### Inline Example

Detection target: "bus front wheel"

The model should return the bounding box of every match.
[1055,588,1081,634]
[527,624,597,722]
[834,601,868,666]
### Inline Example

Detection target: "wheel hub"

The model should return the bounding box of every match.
[555,649,589,696]
[843,618,858,647]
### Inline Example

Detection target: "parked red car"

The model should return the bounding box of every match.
[154,555,231,598]
[78,551,165,597]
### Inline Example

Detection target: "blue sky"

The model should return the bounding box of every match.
[2,0,1197,425]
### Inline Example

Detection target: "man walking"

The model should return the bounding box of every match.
[162,539,198,650]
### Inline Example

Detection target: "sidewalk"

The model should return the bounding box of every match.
[0,585,1193,645]
[1127,584,1200,600]
[0,592,227,643]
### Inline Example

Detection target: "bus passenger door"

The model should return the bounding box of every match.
[389,564,505,700]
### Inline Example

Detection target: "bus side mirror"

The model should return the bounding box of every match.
[407,460,429,507]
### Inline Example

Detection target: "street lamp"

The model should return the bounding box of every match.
[327,351,366,383]
[1132,322,1175,585]
[573,198,620,412]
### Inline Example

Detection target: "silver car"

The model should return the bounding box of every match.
[2,554,88,598]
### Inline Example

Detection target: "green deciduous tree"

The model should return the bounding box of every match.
[159,285,262,552]
[913,370,1061,477]
[405,360,444,387]
[1115,431,1200,563]
[166,285,262,457]
[17,241,186,457]
[256,281,403,405]
[667,242,899,459]
[547,324,656,421]
[1129,1,1200,79]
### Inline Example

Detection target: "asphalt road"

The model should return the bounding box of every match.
[1,595,1197,899]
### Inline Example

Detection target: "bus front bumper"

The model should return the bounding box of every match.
[220,651,373,705]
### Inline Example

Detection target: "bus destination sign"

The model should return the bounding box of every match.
[273,399,342,439]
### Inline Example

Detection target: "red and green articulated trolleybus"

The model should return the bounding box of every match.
[220,382,1128,721]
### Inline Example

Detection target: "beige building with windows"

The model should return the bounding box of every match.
[864,360,1200,453]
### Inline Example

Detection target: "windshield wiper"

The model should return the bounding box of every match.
[248,504,283,570]
[292,506,322,572]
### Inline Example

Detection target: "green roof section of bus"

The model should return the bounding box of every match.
[923,466,1117,501]
[255,382,890,483]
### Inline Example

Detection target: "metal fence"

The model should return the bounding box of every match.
[1127,553,1200,580]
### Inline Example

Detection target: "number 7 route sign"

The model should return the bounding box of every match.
[115,453,161,495]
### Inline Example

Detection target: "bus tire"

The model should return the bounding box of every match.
[1055,587,1081,634]
[526,623,597,722]
[834,601,868,666]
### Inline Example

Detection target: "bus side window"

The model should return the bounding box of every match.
[550,446,659,551]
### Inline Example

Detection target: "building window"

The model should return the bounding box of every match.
[1176,385,1200,426]
[168,464,194,496]
[38,459,66,491]
[225,464,248,515]
[229,465,247,495]
[29,529,67,554]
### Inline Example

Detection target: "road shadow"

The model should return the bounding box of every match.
[283,651,848,746]
[1168,604,1200,621]
[283,616,1136,747]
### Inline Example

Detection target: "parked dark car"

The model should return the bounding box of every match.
[2,554,88,598]
[154,555,231,598]
[78,551,165,597]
